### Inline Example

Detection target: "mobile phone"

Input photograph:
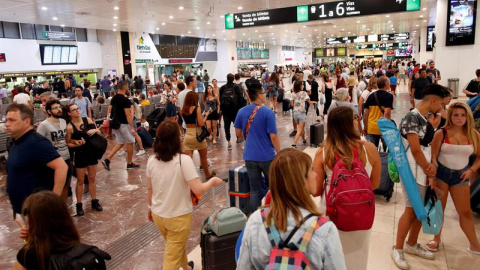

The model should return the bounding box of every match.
[15,213,27,228]
[208,107,213,113]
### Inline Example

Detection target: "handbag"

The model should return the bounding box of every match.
[81,118,108,160]
[195,109,210,142]
[109,105,121,130]
[421,186,444,235]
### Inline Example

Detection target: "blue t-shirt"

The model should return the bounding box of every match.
[234,104,277,162]
[197,81,205,93]
[390,76,398,86]
[6,130,61,213]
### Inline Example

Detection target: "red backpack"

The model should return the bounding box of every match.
[326,147,375,231]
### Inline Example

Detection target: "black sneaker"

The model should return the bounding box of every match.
[101,159,110,171]
[127,162,140,169]
[76,203,84,216]
[188,261,194,270]
[289,131,297,137]
[91,199,103,211]
[68,186,73,197]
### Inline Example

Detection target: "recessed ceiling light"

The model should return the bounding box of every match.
[114,6,119,10]
[52,17,58,20]
[367,28,370,31]
[223,38,226,41]
[333,25,337,27]
[169,15,174,19]
[113,16,118,20]
[385,15,390,18]
[238,6,243,10]
[422,8,427,11]
[179,6,184,10]
[113,29,117,32]
[213,34,216,36]
[196,27,200,30]
[207,21,211,24]
[255,30,258,32]
[341,28,345,31]
[248,38,251,40]
[269,26,273,28]
[113,23,117,26]
[415,24,419,27]
[220,15,224,18]
[423,20,427,22]
[323,32,326,34]
[363,25,366,27]
[41,7,47,11]
[303,25,306,28]
[156,27,160,30]
[188,31,191,33]
[314,29,317,31]
[60,24,65,27]
[323,21,327,23]
[243,33,246,35]
[285,29,288,32]
[259,35,262,37]
[161,22,166,25]
[181,34,184,37]
[419,15,424,18]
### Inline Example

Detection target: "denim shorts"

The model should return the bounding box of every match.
[436,162,470,187]
[268,90,278,98]
[293,110,306,123]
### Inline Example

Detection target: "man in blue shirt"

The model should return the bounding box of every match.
[234,82,280,212]
[5,104,68,216]
[101,75,112,97]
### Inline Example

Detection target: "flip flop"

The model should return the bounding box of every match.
[467,247,480,256]
[426,240,442,252]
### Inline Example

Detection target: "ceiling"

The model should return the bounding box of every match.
[0,0,438,48]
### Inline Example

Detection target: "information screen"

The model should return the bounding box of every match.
[326,32,409,45]
[446,0,477,46]
[40,45,78,65]
[427,26,436,51]
[336,47,347,56]
[225,0,420,29]
[315,48,325,57]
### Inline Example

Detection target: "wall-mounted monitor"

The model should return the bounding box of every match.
[336,47,347,56]
[427,26,436,51]
[446,0,477,46]
[39,45,78,65]
[315,48,325,57]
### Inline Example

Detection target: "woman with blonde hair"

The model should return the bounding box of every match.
[238,149,346,269]
[313,106,381,270]
[358,76,378,119]
[425,102,480,255]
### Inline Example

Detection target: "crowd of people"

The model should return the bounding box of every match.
[3,59,480,270]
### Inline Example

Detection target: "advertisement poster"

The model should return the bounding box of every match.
[427,26,436,51]
[447,0,477,46]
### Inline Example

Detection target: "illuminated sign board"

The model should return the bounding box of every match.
[446,0,477,46]
[326,33,409,45]
[225,0,421,29]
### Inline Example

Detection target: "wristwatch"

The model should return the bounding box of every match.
[432,162,439,167]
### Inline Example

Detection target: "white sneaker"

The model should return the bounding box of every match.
[404,242,435,260]
[116,150,126,157]
[136,149,146,156]
[391,247,410,270]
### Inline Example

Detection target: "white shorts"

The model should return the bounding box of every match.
[113,124,135,144]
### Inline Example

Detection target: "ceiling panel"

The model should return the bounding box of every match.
[0,0,438,48]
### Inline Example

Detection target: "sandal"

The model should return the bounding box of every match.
[426,240,442,252]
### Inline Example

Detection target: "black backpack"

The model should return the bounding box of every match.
[220,85,238,109]
[49,243,111,270]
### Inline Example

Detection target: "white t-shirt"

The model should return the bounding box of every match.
[358,80,367,92]
[141,121,149,129]
[292,91,310,112]
[13,93,30,105]
[147,154,199,218]
[177,89,192,110]
[303,70,312,81]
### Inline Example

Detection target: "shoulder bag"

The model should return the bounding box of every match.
[81,118,108,160]
[195,107,210,142]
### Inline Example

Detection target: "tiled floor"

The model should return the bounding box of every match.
[0,81,479,269]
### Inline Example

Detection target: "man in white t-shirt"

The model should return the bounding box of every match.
[13,86,33,108]
[303,67,312,82]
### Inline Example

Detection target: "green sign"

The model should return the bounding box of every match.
[406,0,421,12]
[297,5,309,22]
[225,14,234,29]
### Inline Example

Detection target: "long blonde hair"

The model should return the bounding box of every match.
[444,102,479,153]
[266,149,321,232]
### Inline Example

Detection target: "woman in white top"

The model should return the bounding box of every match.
[426,102,480,255]
[313,106,381,270]
[147,121,223,270]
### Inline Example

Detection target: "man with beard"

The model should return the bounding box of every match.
[37,100,73,202]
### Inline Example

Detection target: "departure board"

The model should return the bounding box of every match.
[226,0,421,29]
[40,45,78,65]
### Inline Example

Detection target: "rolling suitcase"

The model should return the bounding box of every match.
[471,178,480,214]
[277,88,284,102]
[201,184,246,270]
[310,120,324,147]
[374,151,394,201]
[282,99,291,113]
[228,165,251,214]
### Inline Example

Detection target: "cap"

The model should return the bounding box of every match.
[347,77,357,87]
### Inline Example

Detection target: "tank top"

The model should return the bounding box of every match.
[183,106,197,125]
[70,118,95,152]
[205,98,217,112]
[438,129,474,170]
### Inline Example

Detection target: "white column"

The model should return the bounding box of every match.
[268,45,282,71]
[434,0,480,90]
[203,40,238,84]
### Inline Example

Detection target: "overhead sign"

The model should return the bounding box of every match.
[446,0,477,46]
[225,0,420,29]
[326,32,410,45]
[168,59,193,63]
[0,69,95,78]
[133,33,164,64]
[42,31,76,41]
[0,53,5,62]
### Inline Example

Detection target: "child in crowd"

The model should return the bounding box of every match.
[390,70,398,95]
[140,115,149,131]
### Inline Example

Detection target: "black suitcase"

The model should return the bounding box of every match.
[201,231,241,270]
[374,152,394,201]
[310,122,324,147]
[277,88,284,102]
[282,99,291,112]
[471,178,480,214]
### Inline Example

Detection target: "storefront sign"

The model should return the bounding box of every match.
[446,0,477,46]
[225,0,420,29]
[285,58,293,61]
[169,59,193,63]
[42,31,76,41]
[133,33,163,64]
[326,32,409,45]
[0,53,5,62]
[0,69,95,78]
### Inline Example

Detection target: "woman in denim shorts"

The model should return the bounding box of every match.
[427,102,480,255]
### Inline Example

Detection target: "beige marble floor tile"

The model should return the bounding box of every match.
[443,244,480,270]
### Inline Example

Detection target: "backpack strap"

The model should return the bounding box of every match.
[261,208,282,247]
[283,214,316,248]
[245,106,261,140]
[296,217,329,252]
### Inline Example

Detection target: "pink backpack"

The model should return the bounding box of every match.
[326,147,375,231]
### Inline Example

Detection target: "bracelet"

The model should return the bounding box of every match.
[468,168,475,173]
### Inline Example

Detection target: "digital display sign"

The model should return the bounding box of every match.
[427,26,436,51]
[225,0,420,29]
[39,45,77,65]
[336,47,347,56]
[446,0,477,46]
[325,32,410,45]
[315,48,325,57]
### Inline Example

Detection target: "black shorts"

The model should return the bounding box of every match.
[207,111,220,120]
[74,148,98,168]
